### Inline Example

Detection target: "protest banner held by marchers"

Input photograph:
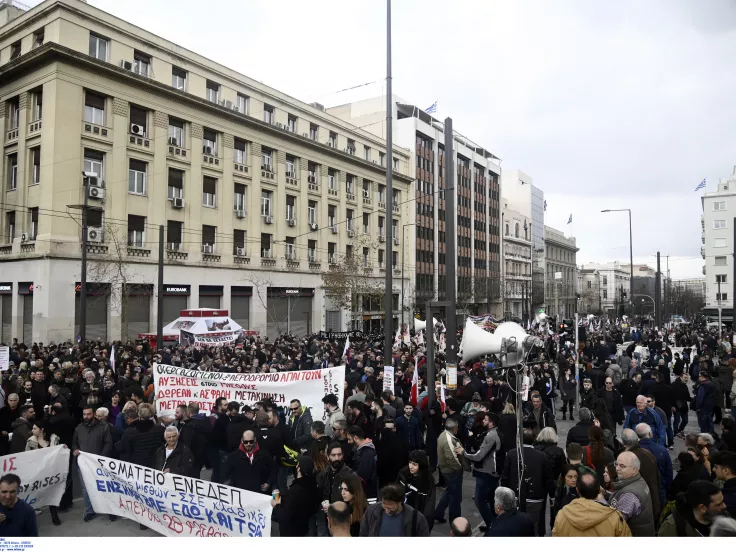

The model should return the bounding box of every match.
[153,363,345,420]
[0,446,70,508]
[77,452,272,537]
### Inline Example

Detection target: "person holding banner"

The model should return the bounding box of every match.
[72,406,113,522]
[0,474,38,537]
[223,429,277,494]
[24,421,62,526]
[153,426,194,476]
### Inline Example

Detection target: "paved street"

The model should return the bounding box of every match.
[36,395,705,537]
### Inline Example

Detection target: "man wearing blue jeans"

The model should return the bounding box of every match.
[72,406,114,522]
[434,418,465,524]
[459,412,501,529]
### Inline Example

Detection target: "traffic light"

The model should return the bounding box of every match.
[560,319,574,337]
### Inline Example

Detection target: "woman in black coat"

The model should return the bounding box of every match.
[271,456,321,537]
[397,450,437,532]
[153,427,195,476]
[533,427,566,485]
[497,403,518,471]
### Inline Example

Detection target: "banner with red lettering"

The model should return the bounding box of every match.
[153,364,345,423]
[0,446,70,508]
[77,452,271,537]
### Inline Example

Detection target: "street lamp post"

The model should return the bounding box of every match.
[601,209,633,318]
[401,222,416,332]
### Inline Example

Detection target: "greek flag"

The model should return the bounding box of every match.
[544,200,548,211]
[567,214,572,224]
[425,101,437,114]
[694,178,706,192]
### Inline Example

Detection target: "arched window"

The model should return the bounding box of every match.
[515,223,520,238]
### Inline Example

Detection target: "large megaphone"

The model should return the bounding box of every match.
[414,317,438,332]
[460,318,540,366]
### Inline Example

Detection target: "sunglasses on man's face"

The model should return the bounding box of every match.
[242,439,255,444]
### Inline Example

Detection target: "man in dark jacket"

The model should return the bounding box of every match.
[359,483,430,536]
[72,406,113,521]
[153,426,194,476]
[271,455,321,537]
[619,372,642,412]
[375,422,408,486]
[9,405,34,454]
[566,407,595,447]
[347,425,378,498]
[651,371,675,448]
[226,405,254,453]
[177,403,211,477]
[209,397,230,483]
[597,377,625,427]
[636,423,673,510]
[118,404,165,468]
[395,404,423,451]
[711,451,736,518]
[523,393,556,432]
[223,429,276,494]
[286,400,313,451]
[48,404,76,510]
[0,394,21,456]
[315,441,354,536]
[672,372,692,437]
[696,372,716,434]
[501,428,551,536]
[485,486,535,537]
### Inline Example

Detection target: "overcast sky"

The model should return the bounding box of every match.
[70,0,736,279]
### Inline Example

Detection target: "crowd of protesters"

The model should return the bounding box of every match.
[1,317,736,538]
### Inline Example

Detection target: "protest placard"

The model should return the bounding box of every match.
[0,346,9,372]
[382,365,394,393]
[153,364,345,422]
[77,452,272,537]
[0,446,70,508]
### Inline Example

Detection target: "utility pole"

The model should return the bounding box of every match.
[383,0,394,361]
[655,252,661,329]
[79,173,89,346]
[444,117,458,375]
[156,225,164,351]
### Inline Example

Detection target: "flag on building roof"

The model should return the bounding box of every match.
[425,100,437,114]
[544,200,548,211]
[567,214,572,224]
[695,178,706,192]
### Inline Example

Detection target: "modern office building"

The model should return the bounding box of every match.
[502,170,545,312]
[501,198,532,320]
[544,225,578,319]
[0,0,413,343]
[329,97,503,319]
[701,167,736,322]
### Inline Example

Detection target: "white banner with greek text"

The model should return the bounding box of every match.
[0,446,70,508]
[153,364,345,423]
[77,452,272,537]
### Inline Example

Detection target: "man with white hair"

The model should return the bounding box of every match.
[153,426,194,476]
[484,486,535,537]
[635,423,672,510]
[95,406,120,443]
[623,395,666,445]
[609,451,655,536]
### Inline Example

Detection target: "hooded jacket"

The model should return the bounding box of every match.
[9,418,33,454]
[552,498,632,537]
[177,414,211,469]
